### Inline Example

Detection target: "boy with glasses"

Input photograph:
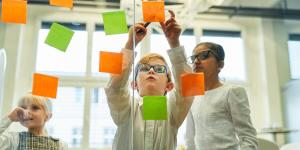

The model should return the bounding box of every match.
[105,10,193,150]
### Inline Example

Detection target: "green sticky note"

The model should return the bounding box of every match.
[102,10,128,35]
[143,96,167,120]
[45,23,74,52]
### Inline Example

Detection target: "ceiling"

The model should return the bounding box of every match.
[0,0,284,9]
[1,0,297,10]
[1,0,300,19]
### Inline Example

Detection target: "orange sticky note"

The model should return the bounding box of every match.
[99,51,123,74]
[181,73,205,96]
[1,0,27,24]
[50,0,73,8]
[142,1,165,22]
[32,73,59,98]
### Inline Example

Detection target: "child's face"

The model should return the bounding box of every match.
[192,45,220,78]
[135,58,173,96]
[19,102,49,129]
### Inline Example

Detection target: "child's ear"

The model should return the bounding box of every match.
[165,82,174,92]
[131,81,138,90]
[218,61,224,70]
[45,113,52,122]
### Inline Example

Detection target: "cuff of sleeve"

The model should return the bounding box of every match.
[1,116,12,127]
[167,46,187,65]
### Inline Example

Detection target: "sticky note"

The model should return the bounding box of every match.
[1,0,27,24]
[99,51,123,74]
[50,0,73,8]
[143,96,167,120]
[181,73,205,96]
[32,73,59,98]
[45,23,74,52]
[142,1,165,22]
[102,11,128,35]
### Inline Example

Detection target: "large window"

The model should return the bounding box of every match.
[89,88,116,147]
[201,30,246,81]
[288,34,300,79]
[47,87,85,148]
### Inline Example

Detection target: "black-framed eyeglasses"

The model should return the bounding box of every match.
[187,49,219,64]
[137,64,167,74]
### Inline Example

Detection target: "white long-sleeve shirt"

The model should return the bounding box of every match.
[185,84,258,150]
[105,46,193,150]
[0,116,68,150]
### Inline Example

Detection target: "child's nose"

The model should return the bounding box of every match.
[148,68,155,74]
[194,57,202,64]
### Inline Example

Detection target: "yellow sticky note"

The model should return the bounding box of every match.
[142,1,165,22]
[50,0,73,8]
[1,0,27,24]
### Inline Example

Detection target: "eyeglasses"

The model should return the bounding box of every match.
[187,49,219,64]
[137,64,167,74]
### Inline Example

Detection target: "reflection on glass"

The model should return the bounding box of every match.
[47,87,84,148]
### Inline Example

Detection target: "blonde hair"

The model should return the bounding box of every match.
[134,53,172,82]
[18,93,52,115]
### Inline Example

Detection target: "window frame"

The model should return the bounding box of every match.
[201,29,248,83]
[288,34,300,79]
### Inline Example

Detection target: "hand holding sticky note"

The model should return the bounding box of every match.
[45,23,74,52]
[32,73,59,98]
[142,1,165,22]
[181,73,205,96]
[102,10,128,35]
[99,51,123,74]
[143,96,167,120]
[1,0,27,24]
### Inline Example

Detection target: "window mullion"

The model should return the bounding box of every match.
[82,87,91,149]
[86,21,95,77]
[82,21,94,149]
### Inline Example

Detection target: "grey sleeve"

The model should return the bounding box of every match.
[228,86,258,150]
[167,46,194,128]
[104,49,134,126]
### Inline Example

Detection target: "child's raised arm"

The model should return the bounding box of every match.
[105,24,147,126]
[161,10,194,128]
[0,107,28,149]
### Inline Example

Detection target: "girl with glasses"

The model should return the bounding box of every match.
[185,42,258,150]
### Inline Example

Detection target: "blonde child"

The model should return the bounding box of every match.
[0,93,68,150]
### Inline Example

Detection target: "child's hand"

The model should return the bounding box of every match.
[8,107,31,122]
[160,10,182,48]
[125,23,148,50]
